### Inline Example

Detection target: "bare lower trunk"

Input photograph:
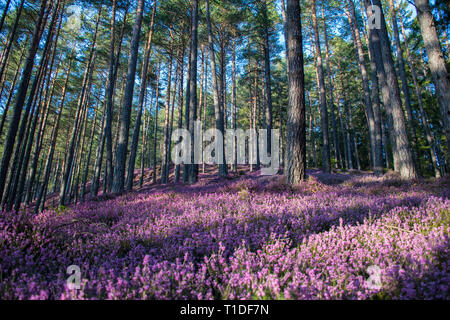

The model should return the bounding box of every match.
[364,0,417,178]
[414,0,450,165]
[311,0,330,172]
[112,0,145,193]
[285,0,306,183]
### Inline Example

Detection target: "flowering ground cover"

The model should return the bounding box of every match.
[0,169,449,300]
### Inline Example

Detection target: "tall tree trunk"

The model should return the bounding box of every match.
[231,38,237,172]
[188,0,199,184]
[364,0,417,178]
[262,0,273,155]
[104,0,122,193]
[161,49,174,184]
[182,17,193,184]
[399,15,441,177]
[311,0,330,172]
[80,104,99,201]
[414,0,450,165]
[202,46,208,174]
[322,2,341,170]
[175,44,186,182]
[206,0,227,177]
[389,0,420,174]
[0,0,11,34]
[152,66,161,184]
[112,0,145,194]
[104,0,117,193]
[285,0,306,183]
[346,0,379,174]
[126,1,157,190]
[253,68,260,170]
[22,10,64,208]
[140,88,151,187]
[0,0,25,94]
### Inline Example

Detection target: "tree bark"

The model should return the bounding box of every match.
[311,0,330,173]
[112,0,145,194]
[364,0,417,178]
[322,2,341,170]
[285,0,306,183]
[346,0,379,174]
[389,0,420,174]
[206,0,227,177]
[414,0,450,165]
[188,0,199,184]
[126,1,157,190]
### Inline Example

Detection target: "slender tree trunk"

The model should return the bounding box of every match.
[346,0,379,174]
[285,0,306,183]
[202,46,208,174]
[253,69,260,170]
[126,1,156,190]
[0,0,11,34]
[0,0,25,94]
[175,44,186,182]
[22,10,64,208]
[389,0,420,174]
[140,88,151,187]
[80,104,99,201]
[152,66,161,184]
[231,38,238,172]
[322,2,341,170]
[105,0,117,193]
[262,0,273,155]
[0,44,25,138]
[161,49,174,184]
[364,0,417,178]
[188,0,199,184]
[36,58,72,212]
[414,0,450,165]
[398,16,441,177]
[112,0,145,194]
[311,0,330,173]
[206,0,227,177]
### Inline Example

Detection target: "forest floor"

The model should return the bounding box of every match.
[0,168,449,299]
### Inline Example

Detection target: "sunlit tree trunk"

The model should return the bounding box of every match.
[152,66,161,184]
[414,0,450,166]
[364,0,417,178]
[188,0,199,184]
[389,0,420,174]
[399,15,441,177]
